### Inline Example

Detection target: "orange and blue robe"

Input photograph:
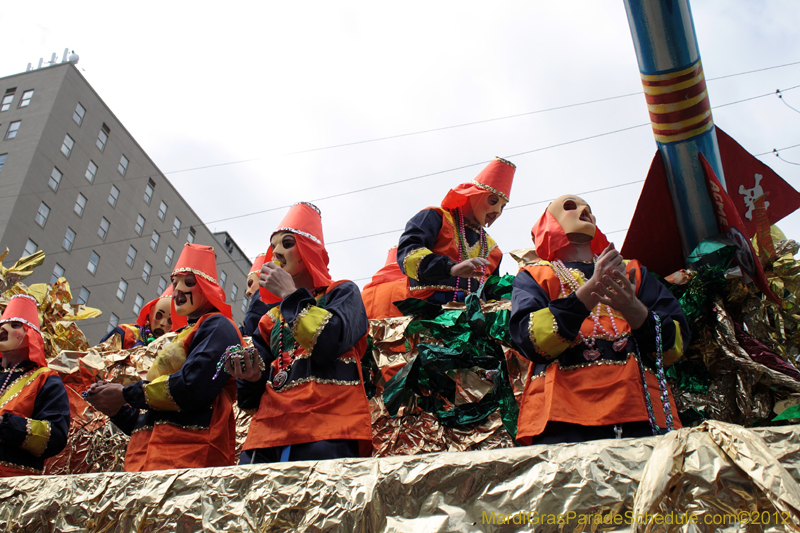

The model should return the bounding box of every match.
[0,363,70,476]
[510,260,688,444]
[238,281,372,463]
[110,312,241,471]
[397,206,503,303]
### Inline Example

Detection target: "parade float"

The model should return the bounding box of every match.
[2,0,800,531]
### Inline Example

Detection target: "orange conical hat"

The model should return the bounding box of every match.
[0,294,46,367]
[441,156,516,209]
[260,202,332,302]
[249,252,268,275]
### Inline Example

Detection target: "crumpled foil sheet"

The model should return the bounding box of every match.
[42,335,258,473]
[0,421,796,532]
[366,295,519,456]
[671,297,800,427]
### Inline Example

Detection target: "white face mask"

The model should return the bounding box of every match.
[149,298,173,337]
[171,273,210,317]
[270,232,305,278]
[547,194,597,239]
[0,321,28,352]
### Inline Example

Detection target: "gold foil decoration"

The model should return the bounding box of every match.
[0,423,796,531]
[634,421,800,532]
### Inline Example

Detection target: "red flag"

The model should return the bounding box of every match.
[716,127,800,235]
[700,153,781,303]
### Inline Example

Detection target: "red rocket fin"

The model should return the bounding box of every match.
[620,151,685,277]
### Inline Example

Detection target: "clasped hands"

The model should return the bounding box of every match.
[84,381,126,417]
[575,244,648,330]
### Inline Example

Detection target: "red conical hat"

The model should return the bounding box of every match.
[135,285,187,331]
[0,294,46,367]
[249,252,268,275]
[260,202,332,302]
[441,157,516,210]
[172,243,232,319]
[531,208,609,261]
[363,247,404,290]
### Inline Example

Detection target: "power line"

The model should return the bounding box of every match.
[200,85,800,227]
[773,149,800,166]
[160,60,800,177]
[777,88,800,114]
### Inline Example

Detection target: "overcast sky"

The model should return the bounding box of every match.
[3,1,799,287]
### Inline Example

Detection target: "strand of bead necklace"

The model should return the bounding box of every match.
[0,362,21,398]
[272,318,299,390]
[552,259,627,360]
[453,208,488,302]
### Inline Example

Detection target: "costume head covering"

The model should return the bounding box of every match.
[260,202,332,301]
[172,243,232,319]
[0,294,46,367]
[441,156,516,210]
[249,252,268,276]
[362,246,404,290]
[531,197,610,261]
[135,285,187,331]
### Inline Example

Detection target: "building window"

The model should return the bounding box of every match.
[241,297,248,314]
[158,200,167,221]
[219,270,227,288]
[116,279,128,301]
[108,185,120,207]
[150,230,159,251]
[157,277,167,295]
[5,121,20,140]
[187,227,195,243]
[0,94,13,112]
[63,227,76,251]
[77,287,90,305]
[87,251,100,275]
[73,102,86,125]
[49,167,63,191]
[133,294,144,315]
[134,214,145,235]
[19,90,33,108]
[35,202,50,227]
[0,153,6,171]
[96,124,109,151]
[107,313,119,334]
[50,263,65,284]
[23,238,37,256]
[118,154,129,176]
[172,216,181,237]
[142,261,152,283]
[61,134,74,157]
[98,217,110,240]
[144,178,155,204]
[85,160,97,183]
[74,193,87,216]
[231,284,238,302]
[165,246,174,266]
[126,245,137,267]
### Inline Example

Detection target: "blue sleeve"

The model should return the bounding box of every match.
[280,282,369,363]
[123,314,241,411]
[397,209,455,283]
[0,374,71,458]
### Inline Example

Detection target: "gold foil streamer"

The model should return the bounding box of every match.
[0,423,795,532]
[634,421,800,533]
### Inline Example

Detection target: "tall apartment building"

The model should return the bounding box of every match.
[0,61,250,343]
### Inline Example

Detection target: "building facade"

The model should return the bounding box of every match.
[0,62,250,343]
